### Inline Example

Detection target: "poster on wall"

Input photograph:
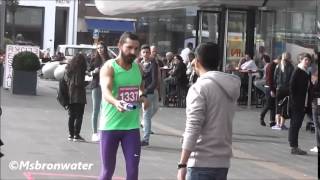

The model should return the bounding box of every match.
[3,45,40,89]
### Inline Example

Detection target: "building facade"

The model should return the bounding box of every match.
[96,0,320,70]
[5,0,78,55]
[77,0,136,46]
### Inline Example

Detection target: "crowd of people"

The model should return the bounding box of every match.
[1,31,318,179]
[233,49,319,155]
[59,32,240,179]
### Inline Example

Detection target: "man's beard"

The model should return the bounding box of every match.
[121,50,136,64]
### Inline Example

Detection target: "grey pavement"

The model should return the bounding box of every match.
[0,78,318,180]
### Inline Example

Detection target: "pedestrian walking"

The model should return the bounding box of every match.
[88,41,110,142]
[65,54,87,142]
[98,32,149,180]
[177,42,241,180]
[272,52,294,130]
[259,56,279,127]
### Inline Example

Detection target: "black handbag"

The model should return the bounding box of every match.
[278,96,290,119]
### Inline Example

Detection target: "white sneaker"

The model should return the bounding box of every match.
[271,125,281,130]
[310,146,318,153]
[91,133,100,142]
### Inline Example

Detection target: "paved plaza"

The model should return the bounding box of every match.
[0,78,318,180]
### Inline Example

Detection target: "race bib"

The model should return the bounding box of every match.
[118,86,139,103]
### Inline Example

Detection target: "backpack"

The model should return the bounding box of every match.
[57,74,69,110]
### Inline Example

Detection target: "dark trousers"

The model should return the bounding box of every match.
[68,103,85,136]
[260,87,275,123]
[312,99,319,147]
[289,109,305,148]
[0,65,3,87]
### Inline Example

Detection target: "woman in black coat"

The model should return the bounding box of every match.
[171,55,188,88]
[65,54,87,142]
[273,52,294,130]
[288,53,312,155]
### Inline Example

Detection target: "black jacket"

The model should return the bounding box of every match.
[289,67,312,112]
[142,60,158,94]
[172,62,188,87]
[274,63,294,90]
[88,57,103,89]
[65,68,87,104]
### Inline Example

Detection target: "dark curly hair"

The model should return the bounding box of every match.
[66,54,87,74]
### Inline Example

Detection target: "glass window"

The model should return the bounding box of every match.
[226,11,247,69]
[198,12,219,44]
[292,12,303,31]
[5,6,44,48]
[7,7,43,27]
[65,48,95,57]
[134,9,196,56]
[256,1,317,61]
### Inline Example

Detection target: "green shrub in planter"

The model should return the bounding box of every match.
[12,51,40,71]
[11,51,40,95]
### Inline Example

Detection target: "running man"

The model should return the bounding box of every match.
[99,32,149,180]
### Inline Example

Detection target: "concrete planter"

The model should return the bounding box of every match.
[11,70,37,95]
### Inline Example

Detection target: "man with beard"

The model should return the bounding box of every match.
[99,32,149,180]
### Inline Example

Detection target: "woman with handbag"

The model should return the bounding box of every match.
[272,52,294,130]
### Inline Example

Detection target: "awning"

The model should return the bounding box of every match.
[94,0,316,15]
[85,18,135,32]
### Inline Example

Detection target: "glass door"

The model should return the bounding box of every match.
[196,11,220,45]
[196,10,224,70]
[225,10,247,71]
[317,0,320,50]
[256,10,276,59]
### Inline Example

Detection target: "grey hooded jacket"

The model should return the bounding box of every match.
[182,71,241,168]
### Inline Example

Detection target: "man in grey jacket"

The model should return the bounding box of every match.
[177,43,241,180]
[140,44,158,146]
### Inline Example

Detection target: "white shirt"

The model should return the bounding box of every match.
[240,60,258,71]
[180,48,191,64]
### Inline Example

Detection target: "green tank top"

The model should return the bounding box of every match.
[99,59,142,130]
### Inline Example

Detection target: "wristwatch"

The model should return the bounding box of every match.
[140,94,147,99]
[177,163,187,169]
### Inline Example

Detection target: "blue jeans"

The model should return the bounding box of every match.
[142,93,156,142]
[152,91,159,117]
[187,167,229,180]
[91,86,101,134]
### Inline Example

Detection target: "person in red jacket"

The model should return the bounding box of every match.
[259,56,280,127]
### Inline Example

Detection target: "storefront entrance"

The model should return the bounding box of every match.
[196,8,255,71]
[196,10,224,70]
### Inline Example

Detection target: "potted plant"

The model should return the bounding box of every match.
[11,51,41,95]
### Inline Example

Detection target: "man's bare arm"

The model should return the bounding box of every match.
[177,149,191,180]
[100,61,125,112]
